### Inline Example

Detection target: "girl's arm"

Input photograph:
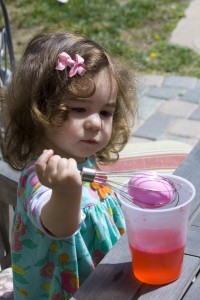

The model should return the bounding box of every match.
[35,149,82,237]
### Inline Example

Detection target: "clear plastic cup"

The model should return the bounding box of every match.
[120,174,196,285]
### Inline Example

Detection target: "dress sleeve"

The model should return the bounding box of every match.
[20,161,86,239]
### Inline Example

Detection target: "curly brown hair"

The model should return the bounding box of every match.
[2,32,138,170]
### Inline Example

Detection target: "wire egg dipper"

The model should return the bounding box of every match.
[80,168,180,209]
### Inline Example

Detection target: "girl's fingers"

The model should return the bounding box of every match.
[67,158,82,184]
[57,158,80,180]
[67,158,79,175]
[35,151,82,188]
[35,149,54,177]
[44,155,62,178]
[57,158,69,178]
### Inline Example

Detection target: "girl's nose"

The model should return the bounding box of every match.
[84,114,101,131]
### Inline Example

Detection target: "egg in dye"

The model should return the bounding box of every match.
[128,172,173,208]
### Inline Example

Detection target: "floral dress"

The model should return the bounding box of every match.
[11,157,126,300]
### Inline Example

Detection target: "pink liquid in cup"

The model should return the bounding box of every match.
[129,229,185,285]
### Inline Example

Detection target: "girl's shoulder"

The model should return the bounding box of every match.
[18,157,38,189]
[21,157,38,175]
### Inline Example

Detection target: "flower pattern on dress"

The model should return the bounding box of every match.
[90,181,112,199]
[61,270,79,294]
[18,288,29,297]
[59,253,69,264]
[12,212,26,252]
[40,262,55,279]
[52,293,65,300]
[92,249,105,266]
[118,227,125,236]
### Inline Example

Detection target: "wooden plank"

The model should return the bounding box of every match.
[182,271,200,300]
[74,234,141,300]
[0,161,18,270]
[185,225,200,256]
[0,202,13,270]
[0,253,11,270]
[74,233,200,300]
[0,160,19,206]
[191,213,200,227]
[0,160,19,182]
[173,141,200,223]
[0,202,10,254]
[134,255,200,300]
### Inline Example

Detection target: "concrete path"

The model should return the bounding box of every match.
[170,0,200,53]
[131,0,200,148]
[131,74,200,147]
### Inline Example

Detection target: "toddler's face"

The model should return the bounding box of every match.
[43,69,117,162]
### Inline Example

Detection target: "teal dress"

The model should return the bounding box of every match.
[11,157,126,299]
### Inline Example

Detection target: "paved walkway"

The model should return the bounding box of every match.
[131,0,200,148]
[170,0,200,53]
[131,74,200,147]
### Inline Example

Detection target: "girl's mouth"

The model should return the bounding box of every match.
[82,140,98,145]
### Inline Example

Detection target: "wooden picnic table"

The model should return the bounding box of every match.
[73,141,200,300]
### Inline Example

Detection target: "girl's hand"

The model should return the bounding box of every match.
[35,149,82,195]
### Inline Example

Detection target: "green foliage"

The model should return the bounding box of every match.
[6,0,200,77]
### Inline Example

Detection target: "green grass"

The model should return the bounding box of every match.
[4,0,200,77]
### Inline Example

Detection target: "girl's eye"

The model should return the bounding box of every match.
[100,111,113,117]
[71,108,86,113]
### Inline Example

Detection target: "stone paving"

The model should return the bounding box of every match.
[130,74,200,147]
[130,0,200,148]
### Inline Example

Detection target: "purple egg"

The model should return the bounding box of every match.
[128,173,173,208]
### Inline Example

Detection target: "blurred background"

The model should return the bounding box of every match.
[1,0,200,77]
[1,0,200,152]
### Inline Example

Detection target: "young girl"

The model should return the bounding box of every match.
[2,32,137,299]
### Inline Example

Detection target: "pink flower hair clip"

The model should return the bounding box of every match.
[55,52,86,77]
